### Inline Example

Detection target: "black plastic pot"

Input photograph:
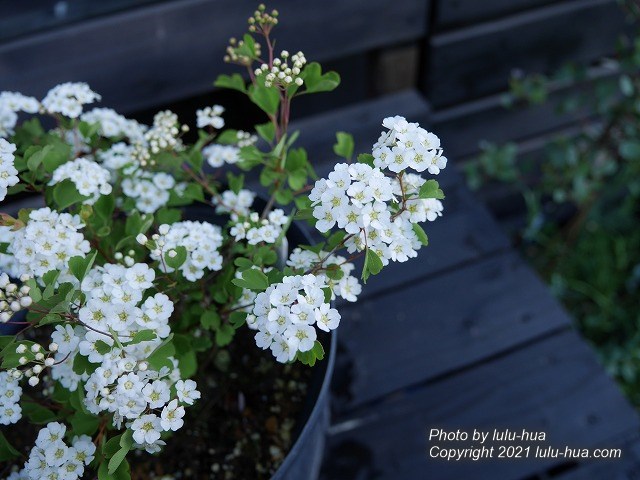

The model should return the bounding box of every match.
[271,332,335,480]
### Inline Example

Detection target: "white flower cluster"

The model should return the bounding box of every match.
[0,92,39,138]
[0,272,32,323]
[196,105,225,129]
[286,248,362,302]
[0,138,19,202]
[213,189,256,217]
[49,157,113,204]
[203,144,240,168]
[250,274,340,362]
[143,110,184,155]
[0,371,22,425]
[74,264,195,445]
[14,422,95,480]
[81,107,146,142]
[255,50,306,88]
[41,82,101,119]
[6,208,90,280]
[147,221,224,281]
[230,209,288,245]
[98,142,136,170]
[121,170,175,214]
[373,115,447,174]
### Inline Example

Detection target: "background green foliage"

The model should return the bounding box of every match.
[466,0,640,405]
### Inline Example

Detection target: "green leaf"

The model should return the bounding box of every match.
[619,141,640,161]
[70,410,100,436]
[94,340,112,355]
[249,83,280,116]
[215,129,238,145]
[362,249,384,283]
[227,172,245,194]
[301,62,341,94]
[108,430,133,474]
[288,168,307,190]
[412,224,429,246]
[201,311,221,330]
[418,179,445,199]
[164,246,187,269]
[214,73,247,93]
[297,340,325,366]
[357,153,375,167]
[26,145,52,172]
[53,179,87,209]
[256,122,276,143]
[128,330,157,345]
[0,431,20,462]
[68,251,97,282]
[22,402,57,424]
[147,335,176,371]
[333,132,354,160]
[231,269,270,291]
[215,324,235,347]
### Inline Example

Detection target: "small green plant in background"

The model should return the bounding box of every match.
[466,0,640,405]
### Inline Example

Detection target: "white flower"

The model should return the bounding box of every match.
[131,414,162,444]
[142,380,170,409]
[160,399,185,431]
[149,221,223,281]
[0,138,19,202]
[175,379,201,405]
[196,105,225,129]
[42,82,101,118]
[125,263,155,290]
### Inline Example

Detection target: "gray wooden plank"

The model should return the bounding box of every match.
[0,0,429,113]
[322,331,639,480]
[424,0,626,108]
[333,251,571,409]
[435,0,558,30]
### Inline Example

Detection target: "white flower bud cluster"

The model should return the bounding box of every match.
[121,171,175,214]
[6,208,90,280]
[13,422,96,480]
[236,130,258,147]
[80,107,147,142]
[49,157,113,205]
[196,105,225,129]
[230,208,288,245]
[224,36,262,65]
[11,341,58,388]
[0,91,40,138]
[250,274,340,362]
[0,138,19,202]
[0,272,32,323]
[149,221,224,281]
[286,248,362,302]
[144,110,184,155]
[41,82,101,119]
[113,248,139,267]
[373,115,447,174]
[255,50,306,88]
[212,189,256,218]
[0,371,22,425]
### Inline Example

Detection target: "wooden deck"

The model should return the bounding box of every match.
[292,91,640,479]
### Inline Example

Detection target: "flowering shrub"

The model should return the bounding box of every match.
[0,5,446,479]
